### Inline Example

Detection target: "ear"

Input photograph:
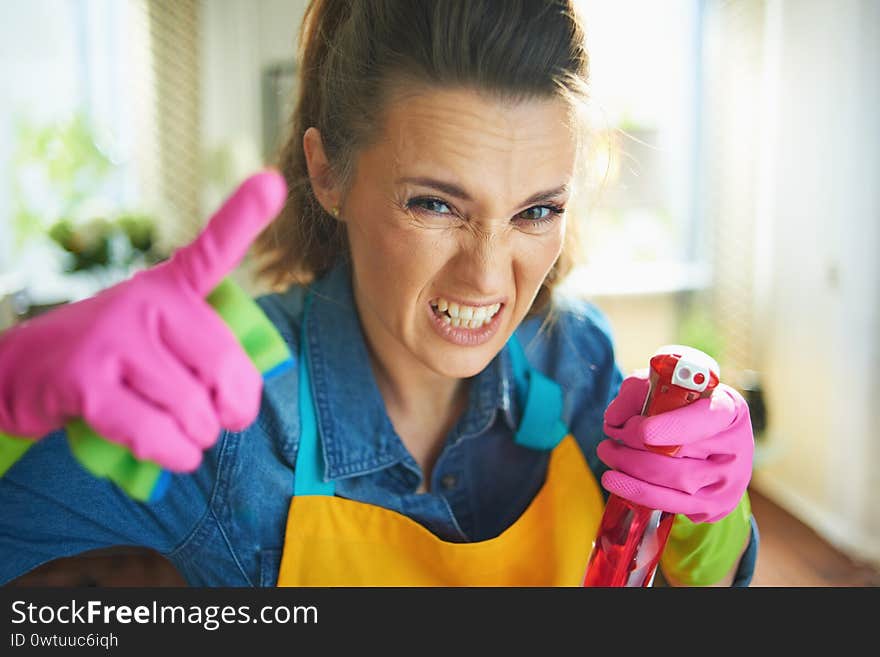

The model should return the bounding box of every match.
[303,127,343,219]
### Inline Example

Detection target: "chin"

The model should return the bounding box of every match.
[425,344,500,379]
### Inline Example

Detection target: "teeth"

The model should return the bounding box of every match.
[432,296,502,329]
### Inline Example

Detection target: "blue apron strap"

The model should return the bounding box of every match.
[294,291,336,497]
[507,333,569,451]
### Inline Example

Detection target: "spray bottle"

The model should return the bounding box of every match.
[582,345,720,587]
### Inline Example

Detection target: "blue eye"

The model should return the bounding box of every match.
[409,198,453,215]
[516,204,566,226]
[406,196,565,228]
[519,206,552,221]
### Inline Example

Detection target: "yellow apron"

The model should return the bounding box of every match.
[277,293,605,586]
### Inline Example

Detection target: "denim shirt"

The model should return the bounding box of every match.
[0,260,757,586]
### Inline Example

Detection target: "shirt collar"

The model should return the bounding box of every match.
[304,259,519,481]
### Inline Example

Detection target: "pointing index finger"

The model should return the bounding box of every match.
[169,170,287,298]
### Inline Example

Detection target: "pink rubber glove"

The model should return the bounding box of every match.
[596,371,754,523]
[0,170,287,472]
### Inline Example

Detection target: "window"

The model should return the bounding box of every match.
[0,0,147,301]
[0,0,199,307]
[563,0,707,297]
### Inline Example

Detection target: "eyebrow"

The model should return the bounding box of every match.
[396,176,570,207]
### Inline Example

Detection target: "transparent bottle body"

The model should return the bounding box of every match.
[582,347,719,587]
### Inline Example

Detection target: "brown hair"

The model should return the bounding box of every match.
[254,0,591,317]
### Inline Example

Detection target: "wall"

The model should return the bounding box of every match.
[199,0,308,290]
[584,293,684,376]
[748,0,880,565]
[200,0,306,213]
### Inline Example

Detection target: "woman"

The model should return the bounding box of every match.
[0,0,756,586]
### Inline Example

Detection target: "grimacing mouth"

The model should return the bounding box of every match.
[429,296,504,329]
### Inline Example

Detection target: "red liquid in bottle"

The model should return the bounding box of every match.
[582,498,676,587]
[582,346,719,587]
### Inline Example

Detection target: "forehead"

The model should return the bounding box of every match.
[371,87,577,185]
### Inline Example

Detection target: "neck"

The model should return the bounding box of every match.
[361,314,466,423]
[353,284,468,484]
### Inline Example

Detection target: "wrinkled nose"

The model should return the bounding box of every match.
[450,227,510,297]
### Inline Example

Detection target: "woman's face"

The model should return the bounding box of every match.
[339,87,577,379]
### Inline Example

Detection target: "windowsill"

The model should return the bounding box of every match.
[558,261,712,298]
[7,241,144,308]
